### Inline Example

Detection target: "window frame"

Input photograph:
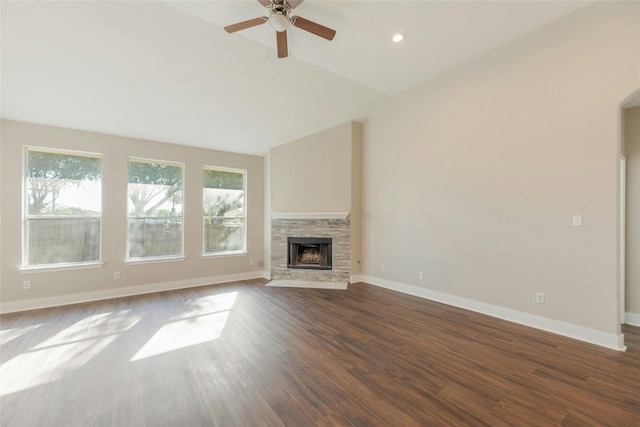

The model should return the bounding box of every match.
[202,165,247,257]
[126,156,185,263]
[22,146,103,270]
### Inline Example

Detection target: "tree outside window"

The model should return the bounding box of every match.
[203,167,246,254]
[24,148,102,266]
[128,159,184,259]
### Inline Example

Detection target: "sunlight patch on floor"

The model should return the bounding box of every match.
[0,323,43,346]
[130,291,237,362]
[0,310,141,396]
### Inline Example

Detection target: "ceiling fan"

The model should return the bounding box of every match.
[224,0,336,59]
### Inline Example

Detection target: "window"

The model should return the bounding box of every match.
[128,158,184,260]
[24,147,102,267]
[203,167,246,254]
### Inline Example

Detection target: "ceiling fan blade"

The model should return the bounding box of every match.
[224,17,268,33]
[276,30,288,58]
[287,0,304,9]
[291,16,336,41]
[257,0,271,6]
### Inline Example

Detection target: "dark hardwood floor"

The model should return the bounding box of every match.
[1,280,639,426]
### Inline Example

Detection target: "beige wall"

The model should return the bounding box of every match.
[626,107,640,320]
[271,122,354,213]
[0,120,265,307]
[269,121,362,275]
[362,1,640,337]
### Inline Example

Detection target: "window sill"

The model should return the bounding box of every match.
[20,262,104,274]
[201,251,247,259]
[125,256,185,266]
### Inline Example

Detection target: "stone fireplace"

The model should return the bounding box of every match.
[268,122,362,283]
[271,214,350,282]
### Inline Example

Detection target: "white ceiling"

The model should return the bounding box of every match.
[1,1,591,156]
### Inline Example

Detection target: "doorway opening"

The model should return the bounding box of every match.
[620,88,640,350]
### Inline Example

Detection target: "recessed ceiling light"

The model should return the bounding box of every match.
[392,33,405,43]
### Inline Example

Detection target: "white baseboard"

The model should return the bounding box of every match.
[626,312,640,327]
[353,275,626,351]
[0,271,269,314]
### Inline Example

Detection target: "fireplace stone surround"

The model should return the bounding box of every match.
[271,215,350,282]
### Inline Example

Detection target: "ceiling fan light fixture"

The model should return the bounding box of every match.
[269,13,291,32]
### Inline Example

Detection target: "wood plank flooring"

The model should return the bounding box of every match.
[1,280,639,426]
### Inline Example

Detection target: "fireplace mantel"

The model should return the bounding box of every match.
[271,212,350,220]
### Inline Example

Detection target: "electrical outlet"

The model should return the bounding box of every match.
[419,272,424,279]
[536,292,545,304]
[249,258,254,265]
[114,272,121,280]
[572,215,582,227]
[23,280,31,290]
[381,264,385,272]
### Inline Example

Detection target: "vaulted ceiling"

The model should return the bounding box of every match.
[1,1,593,155]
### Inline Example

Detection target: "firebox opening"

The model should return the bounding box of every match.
[288,237,332,270]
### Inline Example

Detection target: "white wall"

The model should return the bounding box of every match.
[626,107,640,323]
[361,1,640,347]
[0,120,265,311]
